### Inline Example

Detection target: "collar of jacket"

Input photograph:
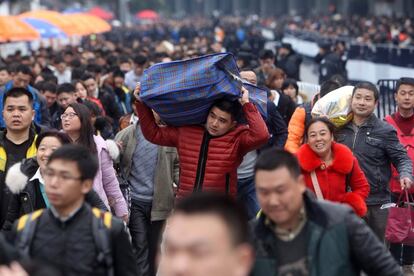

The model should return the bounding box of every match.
[297,142,354,174]
[256,191,330,237]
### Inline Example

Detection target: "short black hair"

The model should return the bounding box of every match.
[319,79,342,98]
[133,54,147,65]
[0,65,9,73]
[255,148,301,179]
[81,73,95,82]
[352,81,379,102]
[57,83,76,95]
[396,77,414,93]
[174,193,251,246]
[36,130,71,149]
[112,69,125,79]
[210,98,242,121]
[47,144,98,181]
[42,81,57,94]
[15,64,32,76]
[304,117,335,140]
[259,49,274,60]
[3,87,34,107]
[281,78,299,96]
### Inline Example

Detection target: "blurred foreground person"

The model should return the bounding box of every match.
[252,149,401,276]
[9,145,138,276]
[158,193,254,276]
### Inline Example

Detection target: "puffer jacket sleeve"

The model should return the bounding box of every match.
[135,101,179,147]
[239,102,269,154]
[345,210,402,276]
[100,148,128,217]
[285,106,306,153]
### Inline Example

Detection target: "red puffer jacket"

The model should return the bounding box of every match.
[297,142,370,217]
[136,101,269,198]
[384,114,414,194]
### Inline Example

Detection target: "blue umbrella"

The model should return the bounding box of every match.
[21,18,67,39]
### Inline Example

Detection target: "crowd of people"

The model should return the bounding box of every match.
[0,13,413,276]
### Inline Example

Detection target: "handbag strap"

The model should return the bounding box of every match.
[310,171,324,200]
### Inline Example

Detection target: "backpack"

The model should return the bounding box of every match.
[15,208,114,276]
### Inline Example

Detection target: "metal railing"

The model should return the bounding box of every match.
[376,79,398,118]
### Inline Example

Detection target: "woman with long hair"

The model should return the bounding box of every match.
[61,103,128,221]
[296,117,370,217]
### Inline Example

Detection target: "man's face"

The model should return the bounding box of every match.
[43,91,57,108]
[13,72,31,88]
[56,62,66,74]
[395,84,414,111]
[2,95,35,132]
[57,92,76,110]
[255,167,306,228]
[134,64,145,76]
[205,107,236,137]
[240,71,257,85]
[159,213,253,276]
[113,76,124,88]
[351,88,377,118]
[44,159,91,211]
[278,47,289,57]
[83,78,97,97]
[120,62,132,73]
[0,70,10,86]
[259,58,274,73]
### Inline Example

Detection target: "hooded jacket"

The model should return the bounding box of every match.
[297,142,369,216]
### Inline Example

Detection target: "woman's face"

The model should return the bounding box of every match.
[272,77,284,90]
[37,137,62,172]
[75,82,87,99]
[61,107,81,134]
[283,85,297,101]
[307,121,333,158]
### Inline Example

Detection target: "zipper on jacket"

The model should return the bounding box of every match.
[193,132,211,193]
[225,174,230,195]
[351,127,360,151]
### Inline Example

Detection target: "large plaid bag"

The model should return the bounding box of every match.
[140,53,267,126]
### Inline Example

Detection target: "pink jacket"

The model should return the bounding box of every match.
[93,135,127,217]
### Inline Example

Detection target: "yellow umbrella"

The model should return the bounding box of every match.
[64,13,111,35]
[0,16,40,42]
[19,10,83,36]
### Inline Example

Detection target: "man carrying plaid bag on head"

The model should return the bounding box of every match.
[133,82,269,199]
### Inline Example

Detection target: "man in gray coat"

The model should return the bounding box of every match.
[336,81,413,240]
[115,114,179,276]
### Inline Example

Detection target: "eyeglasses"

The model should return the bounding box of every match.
[60,112,78,120]
[43,169,82,182]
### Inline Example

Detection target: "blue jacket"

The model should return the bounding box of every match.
[0,81,51,128]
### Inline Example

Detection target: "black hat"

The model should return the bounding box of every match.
[280,42,292,51]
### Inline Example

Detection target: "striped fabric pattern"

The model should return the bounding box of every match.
[140,53,267,126]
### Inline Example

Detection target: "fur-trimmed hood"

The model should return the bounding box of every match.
[94,135,120,161]
[297,142,354,174]
[5,158,39,194]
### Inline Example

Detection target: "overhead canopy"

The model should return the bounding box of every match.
[0,16,40,42]
[64,13,112,35]
[135,9,159,20]
[21,17,67,39]
[88,6,114,20]
[19,10,83,36]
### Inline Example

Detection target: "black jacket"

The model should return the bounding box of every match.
[2,158,108,231]
[251,191,401,276]
[9,204,138,276]
[277,52,302,80]
[0,232,18,265]
[265,100,287,149]
[336,114,413,205]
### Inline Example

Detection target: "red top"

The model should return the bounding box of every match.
[136,101,269,198]
[297,142,370,216]
[393,112,414,136]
